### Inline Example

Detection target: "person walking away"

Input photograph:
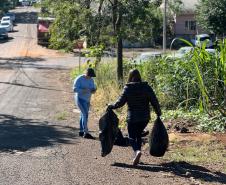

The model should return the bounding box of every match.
[73,68,97,139]
[108,69,161,165]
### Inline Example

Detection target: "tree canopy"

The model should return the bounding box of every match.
[0,0,18,12]
[196,0,226,35]
[40,0,163,81]
[41,0,162,49]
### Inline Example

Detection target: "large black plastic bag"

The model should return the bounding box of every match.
[149,117,169,157]
[99,109,119,157]
[114,128,130,147]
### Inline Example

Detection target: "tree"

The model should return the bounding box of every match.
[196,0,226,36]
[94,0,162,82]
[40,0,92,51]
[0,0,18,13]
[41,0,162,83]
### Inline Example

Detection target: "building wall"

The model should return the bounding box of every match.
[174,14,203,36]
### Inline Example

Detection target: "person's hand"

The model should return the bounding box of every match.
[91,88,96,94]
[107,104,114,111]
[157,114,161,121]
[82,88,89,94]
[157,110,162,118]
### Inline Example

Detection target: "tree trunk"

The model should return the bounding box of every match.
[117,37,123,83]
[112,0,123,84]
[96,0,104,44]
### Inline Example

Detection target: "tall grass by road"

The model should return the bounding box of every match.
[71,40,226,132]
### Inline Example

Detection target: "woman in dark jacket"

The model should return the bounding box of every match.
[108,69,161,166]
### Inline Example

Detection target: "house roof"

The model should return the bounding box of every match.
[180,0,199,14]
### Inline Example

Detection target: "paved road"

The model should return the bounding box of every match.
[0,7,82,185]
[0,7,222,185]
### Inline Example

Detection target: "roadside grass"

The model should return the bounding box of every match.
[70,56,226,173]
[55,111,68,121]
[162,109,226,132]
[91,86,128,128]
[71,58,225,132]
[164,140,226,173]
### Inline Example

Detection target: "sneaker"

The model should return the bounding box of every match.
[83,133,95,140]
[79,132,84,137]
[133,150,141,166]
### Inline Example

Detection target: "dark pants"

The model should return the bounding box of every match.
[127,121,148,152]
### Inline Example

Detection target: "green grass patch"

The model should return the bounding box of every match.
[162,109,226,132]
[55,111,68,121]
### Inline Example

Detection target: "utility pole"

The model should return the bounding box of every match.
[163,0,167,53]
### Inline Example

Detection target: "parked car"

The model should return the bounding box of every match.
[0,28,8,40]
[37,17,55,45]
[169,46,194,59]
[1,16,13,24]
[132,52,162,64]
[31,0,37,5]
[168,47,218,60]
[21,0,31,6]
[205,48,218,57]
[4,12,16,22]
[195,34,213,48]
[0,21,13,32]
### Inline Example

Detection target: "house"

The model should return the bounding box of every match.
[174,0,204,40]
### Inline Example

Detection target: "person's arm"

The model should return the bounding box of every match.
[73,77,83,94]
[148,86,161,116]
[109,87,127,109]
[90,79,97,94]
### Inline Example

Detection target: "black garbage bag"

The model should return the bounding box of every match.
[149,117,169,157]
[99,109,119,157]
[114,128,130,147]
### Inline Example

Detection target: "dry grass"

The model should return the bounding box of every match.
[91,83,127,128]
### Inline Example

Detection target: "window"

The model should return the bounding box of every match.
[185,21,196,31]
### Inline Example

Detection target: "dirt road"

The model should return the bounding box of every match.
[0,7,224,185]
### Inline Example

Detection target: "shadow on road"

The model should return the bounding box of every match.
[10,30,19,33]
[15,11,38,24]
[112,161,226,184]
[0,57,70,70]
[0,114,78,153]
[0,37,14,44]
[0,56,45,62]
[0,81,73,94]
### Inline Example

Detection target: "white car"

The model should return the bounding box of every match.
[4,12,16,22]
[1,16,13,24]
[132,52,162,64]
[0,21,13,32]
[195,34,213,48]
[169,47,217,60]
[172,46,194,59]
[21,0,30,6]
[0,28,8,40]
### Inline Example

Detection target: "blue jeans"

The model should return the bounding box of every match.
[76,97,90,133]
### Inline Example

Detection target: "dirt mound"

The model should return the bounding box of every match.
[166,118,197,133]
